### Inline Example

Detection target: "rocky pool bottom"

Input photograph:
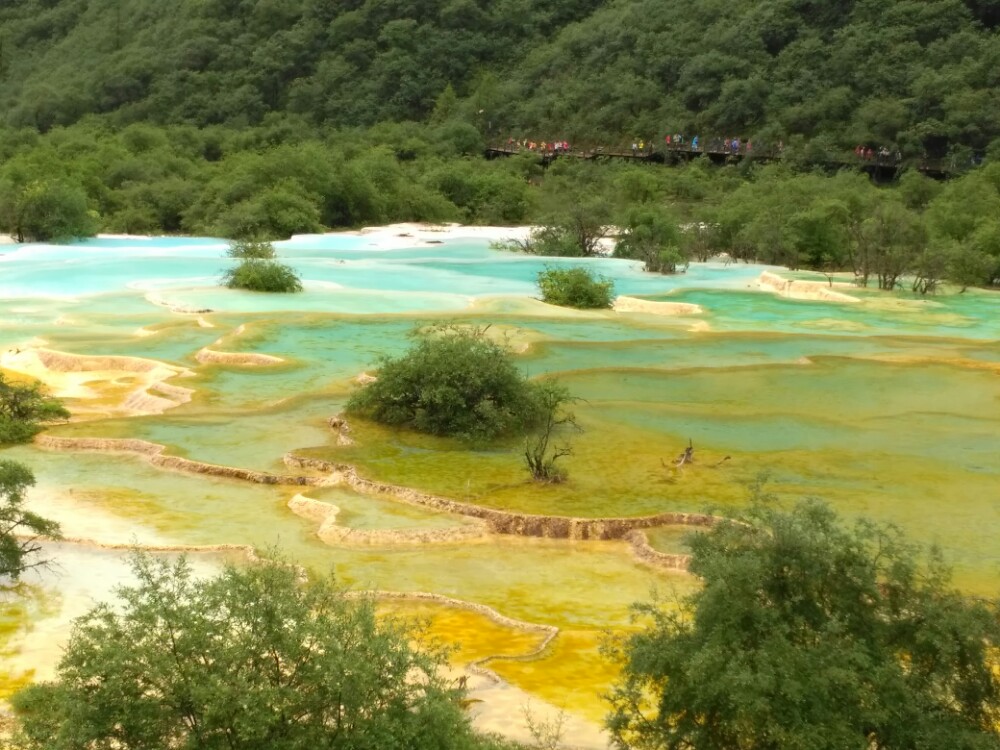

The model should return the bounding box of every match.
[1,229,998,741]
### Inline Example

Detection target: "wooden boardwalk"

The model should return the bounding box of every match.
[484,143,956,180]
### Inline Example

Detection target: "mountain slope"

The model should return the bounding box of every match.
[1,0,998,154]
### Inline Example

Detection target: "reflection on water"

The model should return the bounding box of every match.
[1,232,998,722]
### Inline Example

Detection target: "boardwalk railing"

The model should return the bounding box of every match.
[485,141,961,177]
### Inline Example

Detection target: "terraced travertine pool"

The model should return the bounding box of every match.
[1,227,998,737]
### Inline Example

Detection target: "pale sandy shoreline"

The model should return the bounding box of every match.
[287,222,536,250]
[3,224,537,250]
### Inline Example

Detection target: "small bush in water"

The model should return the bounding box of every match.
[537,266,614,309]
[221,239,302,292]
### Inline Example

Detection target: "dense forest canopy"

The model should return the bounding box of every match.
[2,0,1000,288]
[1,0,999,156]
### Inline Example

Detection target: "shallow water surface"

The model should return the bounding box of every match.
[1,232,998,728]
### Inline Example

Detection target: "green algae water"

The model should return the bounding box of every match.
[1,231,998,730]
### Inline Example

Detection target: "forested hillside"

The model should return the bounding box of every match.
[0,0,601,131]
[1,0,999,155]
[2,0,1000,290]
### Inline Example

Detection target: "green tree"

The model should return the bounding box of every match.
[786,200,851,271]
[911,245,949,295]
[859,199,927,290]
[537,199,609,258]
[947,244,997,291]
[842,193,927,290]
[346,326,542,442]
[537,266,615,309]
[606,499,1000,750]
[0,460,61,584]
[523,381,578,483]
[531,163,611,258]
[966,219,1000,286]
[614,206,686,274]
[216,180,324,240]
[12,553,492,750]
[0,179,94,242]
[0,374,69,445]
[227,238,278,259]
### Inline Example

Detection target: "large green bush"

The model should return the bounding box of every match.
[346,327,543,442]
[537,266,615,309]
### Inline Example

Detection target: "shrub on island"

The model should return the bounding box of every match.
[221,240,303,293]
[346,326,545,443]
[537,266,615,309]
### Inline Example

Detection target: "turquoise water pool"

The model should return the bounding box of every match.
[1,230,998,719]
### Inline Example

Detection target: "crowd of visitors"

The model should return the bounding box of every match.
[496,135,945,166]
[660,134,784,157]
[501,134,784,158]
[506,138,571,154]
[855,145,902,162]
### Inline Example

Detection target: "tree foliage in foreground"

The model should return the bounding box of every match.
[0,460,61,585]
[537,266,615,309]
[12,554,501,750]
[346,326,544,442]
[606,499,1000,750]
[0,374,70,445]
